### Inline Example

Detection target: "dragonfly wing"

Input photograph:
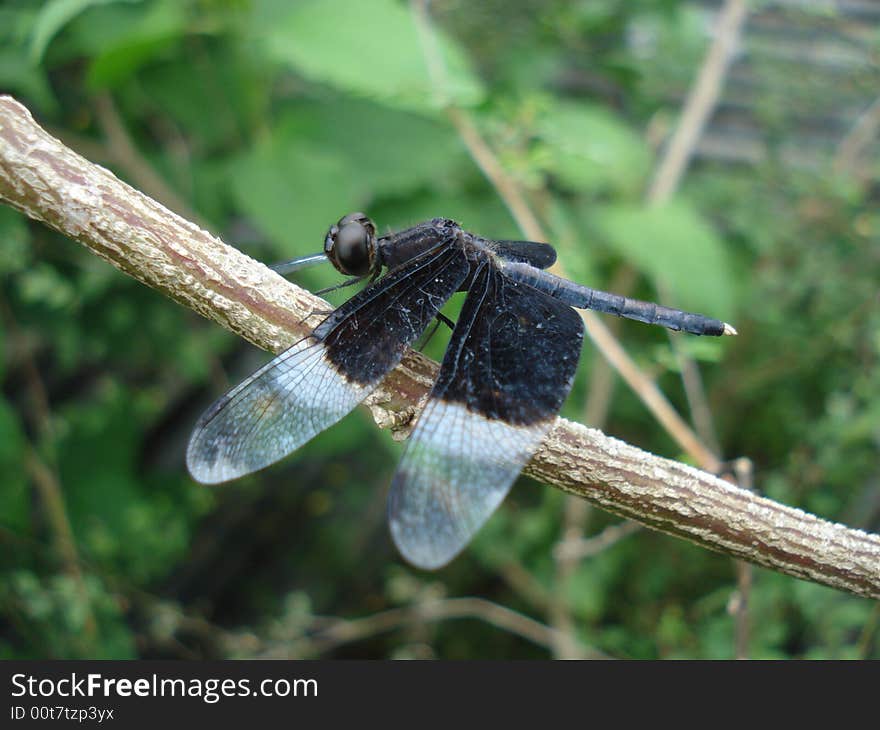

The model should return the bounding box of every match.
[388,262,584,568]
[187,241,470,483]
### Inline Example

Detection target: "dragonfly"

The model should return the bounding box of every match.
[186,213,735,569]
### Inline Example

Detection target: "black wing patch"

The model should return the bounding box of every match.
[388,261,584,568]
[492,240,557,269]
[187,240,470,484]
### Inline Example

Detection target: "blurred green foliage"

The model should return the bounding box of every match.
[0,0,878,659]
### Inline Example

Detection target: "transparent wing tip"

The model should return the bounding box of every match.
[185,439,237,485]
[389,519,458,571]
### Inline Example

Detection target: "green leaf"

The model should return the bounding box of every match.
[252,0,484,112]
[29,0,140,64]
[230,99,472,254]
[83,0,187,88]
[283,97,469,199]
[0,41,56,111]
[230,120,365,253]
[590,201,736,318]
[139,47,268,152]
[536,100,651,196]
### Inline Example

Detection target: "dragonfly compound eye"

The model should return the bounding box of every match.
[326,213,377,277]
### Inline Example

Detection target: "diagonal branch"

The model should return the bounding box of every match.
[1,95,879,599]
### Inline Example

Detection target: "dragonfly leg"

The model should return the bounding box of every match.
[315,276,365,296]
[416,313,456,353]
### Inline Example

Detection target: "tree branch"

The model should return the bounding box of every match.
[2,95,879,599]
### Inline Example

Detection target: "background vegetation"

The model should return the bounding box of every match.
[1,0,878,659]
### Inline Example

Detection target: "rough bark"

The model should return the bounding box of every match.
[2,95,878,599]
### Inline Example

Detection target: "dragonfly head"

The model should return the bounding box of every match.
[324,213,380,278]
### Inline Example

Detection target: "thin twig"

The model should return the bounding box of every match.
[259,597,605,659]
[554,520,642,563]
[833,95,880,177]
[22,448,81,583]
[645,0,748,204]
[497,560,552,613]
[23,447,97,642]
